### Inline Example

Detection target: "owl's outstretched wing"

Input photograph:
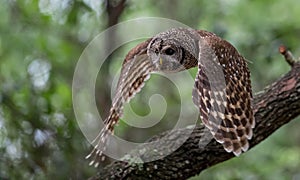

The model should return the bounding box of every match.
[86,40,156,167]
[192,33,255,156]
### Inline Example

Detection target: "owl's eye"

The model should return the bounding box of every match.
[164,47,175,55]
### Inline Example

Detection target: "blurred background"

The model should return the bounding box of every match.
[1,0,300,179]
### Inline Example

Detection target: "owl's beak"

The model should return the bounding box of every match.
[159,57,163,65]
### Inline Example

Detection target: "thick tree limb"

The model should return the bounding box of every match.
[90,50,300,180]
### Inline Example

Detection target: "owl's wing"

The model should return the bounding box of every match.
[192,34,255,156]
[86,40,156,167]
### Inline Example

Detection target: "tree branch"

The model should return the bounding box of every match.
[89,49,300,180]
[106,0,126,27]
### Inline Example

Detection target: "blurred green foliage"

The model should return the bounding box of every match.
[0,0,299,179]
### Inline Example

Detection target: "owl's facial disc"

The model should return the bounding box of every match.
[148,41,186,73]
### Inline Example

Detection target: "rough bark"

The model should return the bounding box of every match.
[90,48,300,180]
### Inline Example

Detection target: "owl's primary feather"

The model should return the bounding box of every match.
[192,31,254,155]
[86,28,255,167]
[86,41,156,167]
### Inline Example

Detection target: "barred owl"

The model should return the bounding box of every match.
[86,28,255,167]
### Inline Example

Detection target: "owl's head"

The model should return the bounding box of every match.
[147,28,199,73]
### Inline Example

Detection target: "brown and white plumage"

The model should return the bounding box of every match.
[86,40,156,167]
[86,28,255,167]
[192,31,254,155]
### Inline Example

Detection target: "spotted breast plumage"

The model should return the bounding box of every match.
[86,28,255,167]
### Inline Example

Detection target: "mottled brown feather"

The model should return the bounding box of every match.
[193,31,254,156]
